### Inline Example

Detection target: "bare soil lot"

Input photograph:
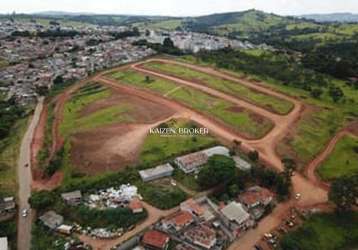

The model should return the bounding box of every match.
[68,88,175,175]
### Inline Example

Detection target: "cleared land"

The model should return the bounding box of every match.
[109,69,274,139]
[141,61,294,115]
[277,107,343,169]
[317,134,358,181]
[59,82,176,176]
[139,119,217,166]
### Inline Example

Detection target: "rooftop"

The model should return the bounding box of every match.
[180,198,205,217]
[61,190,82,200]
[221,202,250,225]
[39,210,64,229]
[139,163,174,180]
[142,230,169,249]
[240,186,274,207]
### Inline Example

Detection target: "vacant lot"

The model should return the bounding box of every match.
[60,83,130,138]
[110,69,274,139]
[280,212,358,250]
[139,119,217,166]
[58,82,175,178]
[317,135,358,181]
[142,61,294,115]
[277,107,343,168]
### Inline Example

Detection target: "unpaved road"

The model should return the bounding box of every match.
[17,97,44,250]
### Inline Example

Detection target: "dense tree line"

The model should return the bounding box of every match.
[133,37,183,55]
[109,27,140,39]
[196,48,330,92]
[0,99,25,141]
[329,173,358,211]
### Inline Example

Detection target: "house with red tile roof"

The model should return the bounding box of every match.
[163,211,194,231]
[129,198,143,214]
[142,230,170,250]
[239,186,274,209]
[180,198,205,217]
[184,224,217,249]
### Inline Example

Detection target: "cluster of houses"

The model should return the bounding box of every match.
[146,30,272,53]
[138,146,231,183]
[119,146,273,250]
[117,186,274,250]
[38,185,144,240]
[0,20,155,105]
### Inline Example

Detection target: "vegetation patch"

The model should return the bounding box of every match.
[0,117,28,196]
[110,69,274,139]
[318,135,358,181]
[138,178,188,210]
[60,82,132,137]
[280,212,358,250]
[278,108,343,168]
[142,61,294,114]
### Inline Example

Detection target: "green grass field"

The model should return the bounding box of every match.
[277,108,344,168]
[142,61,294,115]
[0,118,29,196]
[139,119,217,166]
[110,70,274,139]
[60,83,132,138]
[317,135,358,181]
[280,212,358,250]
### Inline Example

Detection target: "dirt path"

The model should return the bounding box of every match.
[78,202,178,250]
[17,97,44,250]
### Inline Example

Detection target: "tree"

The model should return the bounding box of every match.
[29,191,57,210]
[329,86,344,102]
[163,37,175,48]
[53,75,64,85]
[310,88,323,99]
[282,158,297,173]
[144,75,152,83]
[329,174,358,211]
[198,155,236,189]
[248,150,259,162]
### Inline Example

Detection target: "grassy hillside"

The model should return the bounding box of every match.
[318,135,358,181]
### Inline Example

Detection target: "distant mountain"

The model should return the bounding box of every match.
[301,13,358,23]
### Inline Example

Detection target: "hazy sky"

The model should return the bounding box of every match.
[1,0,358,16]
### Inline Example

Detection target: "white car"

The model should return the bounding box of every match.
[22,209,29,217]
[295,193,301,200]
